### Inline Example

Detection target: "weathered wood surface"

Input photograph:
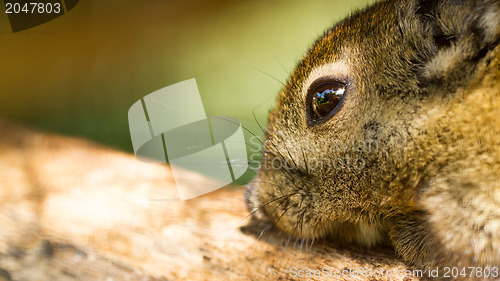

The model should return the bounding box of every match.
[0,121,420,280]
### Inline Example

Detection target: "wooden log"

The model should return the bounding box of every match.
[0,121,420,280]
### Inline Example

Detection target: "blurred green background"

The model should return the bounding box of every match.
[0,0,373,183]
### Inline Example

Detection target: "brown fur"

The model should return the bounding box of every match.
[0,121,419,280]
[246,0,500,277]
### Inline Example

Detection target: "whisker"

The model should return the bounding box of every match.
[309,237,315,253]
[277,194,306,266]
[209,115,265,146]
[271,51,290,76]
[283,146,311,193]
[301,148,310,174]
[272,204,299,268]
[293,237,300,249]
[220,192,297,233]
[250,102,311,196]
[248,223,273,260]
[252,103,268,136]
[250,64,286,87]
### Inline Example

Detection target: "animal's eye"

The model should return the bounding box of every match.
[307,80,346,124]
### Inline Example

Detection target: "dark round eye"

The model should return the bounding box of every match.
[307,80,346,124]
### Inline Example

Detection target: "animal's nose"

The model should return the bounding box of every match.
[244,183,257,212]
[244,182,268,221]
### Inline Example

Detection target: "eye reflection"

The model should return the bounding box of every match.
[309,81,345,122]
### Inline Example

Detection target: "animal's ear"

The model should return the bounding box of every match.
[417,0,499,50]
[413,0,499,88]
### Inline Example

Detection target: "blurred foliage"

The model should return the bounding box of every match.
[0,0,373,183]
